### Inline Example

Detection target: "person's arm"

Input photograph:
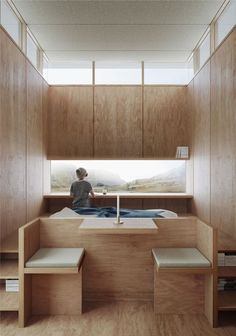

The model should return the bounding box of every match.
[90,189,95,198]
[70,184,74,197]
[88,182,95,198]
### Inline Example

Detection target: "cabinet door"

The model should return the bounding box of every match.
[48,86,93,158]
[0,29,27,239]
[94,86,142,158]
[143,87,188,158]
[210,30,236,237]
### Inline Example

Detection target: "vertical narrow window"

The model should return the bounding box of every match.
[199,32,210,68]
[27,31,39,69]
[215,1,236,47]
[43,55,49,81]
[95,62,142,85]
[0,0,21,46]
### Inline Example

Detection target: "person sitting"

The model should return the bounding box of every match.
[70,167,95,208]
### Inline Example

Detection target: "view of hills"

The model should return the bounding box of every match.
[51,163,186,193]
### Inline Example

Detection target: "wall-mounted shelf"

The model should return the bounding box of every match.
[43,193,193,215]
[217,230,236,320]
[0,260,18,279]
[0,230,19,313]
[0,230,18,253]
[218,267,236,278]
[44,193,193,199]
[218,231,236,253]
[218,291,236,311]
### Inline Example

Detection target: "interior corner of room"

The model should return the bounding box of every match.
[0,0,236,334]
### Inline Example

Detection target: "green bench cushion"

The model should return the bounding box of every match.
[152,248,211,268]
[25,248,85,268]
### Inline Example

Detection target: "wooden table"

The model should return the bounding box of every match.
[79,218,158,234]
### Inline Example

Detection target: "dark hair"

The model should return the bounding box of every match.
[76,167,88,178]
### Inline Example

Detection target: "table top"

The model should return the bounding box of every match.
[79,218,158,234]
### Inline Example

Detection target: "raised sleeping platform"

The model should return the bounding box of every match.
[19,215,217,327]
[49,206,178,219]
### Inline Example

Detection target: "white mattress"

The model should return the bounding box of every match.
[50,207,178,218]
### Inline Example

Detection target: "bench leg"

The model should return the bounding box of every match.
[19,274,32,327]
[204,273,218,327]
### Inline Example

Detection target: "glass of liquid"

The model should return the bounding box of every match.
[102,188,107,195]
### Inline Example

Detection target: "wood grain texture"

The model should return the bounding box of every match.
[19,219,40,327]
[1,301,236,336]
[210,29,236,238]
[48,86,93,158]
[0,284,18,311]
[196,219,217,264]
[0,27,48,245]
[42,80,50,194]
[45,196,190,214]
[204,273,216,327]
[218,230,236,252]
[143,86,188,158]
[0,230,18,253]
[200,219,218,327]
[19,218,40,264]
[142,198,189,213]
[94,86,142,158]
[44,193,193,199]
[0,260,18,279]
[154,269,204,314]
[39,217,196,301]
[218,266,236,278]
[26,62,44,222]
[0,28,27,242]
[191,62,211,224]
[32,273,82,315]
[93,197,143,210]
[24,267,80,274]
[218,291,236,311]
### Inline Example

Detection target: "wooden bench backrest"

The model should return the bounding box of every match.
[196,219,217,267]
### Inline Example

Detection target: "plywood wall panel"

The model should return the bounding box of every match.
[142,198,188,213]
[190,28,236,238]
[42,81,50,194]
[94,86,142,158]
[192,63,211,224]
[48,86,93,158]
[0,28,27,241]
[26,63,44,221]
[143,87,188,158]
[210,29,236,237]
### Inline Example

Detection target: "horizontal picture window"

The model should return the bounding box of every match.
[51,160,186,194]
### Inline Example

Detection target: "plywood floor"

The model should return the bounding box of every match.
[0,301,235,336]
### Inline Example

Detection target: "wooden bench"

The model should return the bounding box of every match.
[152,220,218,327]
[19,219,85,327]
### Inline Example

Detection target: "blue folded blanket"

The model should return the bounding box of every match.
[73,207,165,218]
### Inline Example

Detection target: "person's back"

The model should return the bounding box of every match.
[70,168,94,208]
